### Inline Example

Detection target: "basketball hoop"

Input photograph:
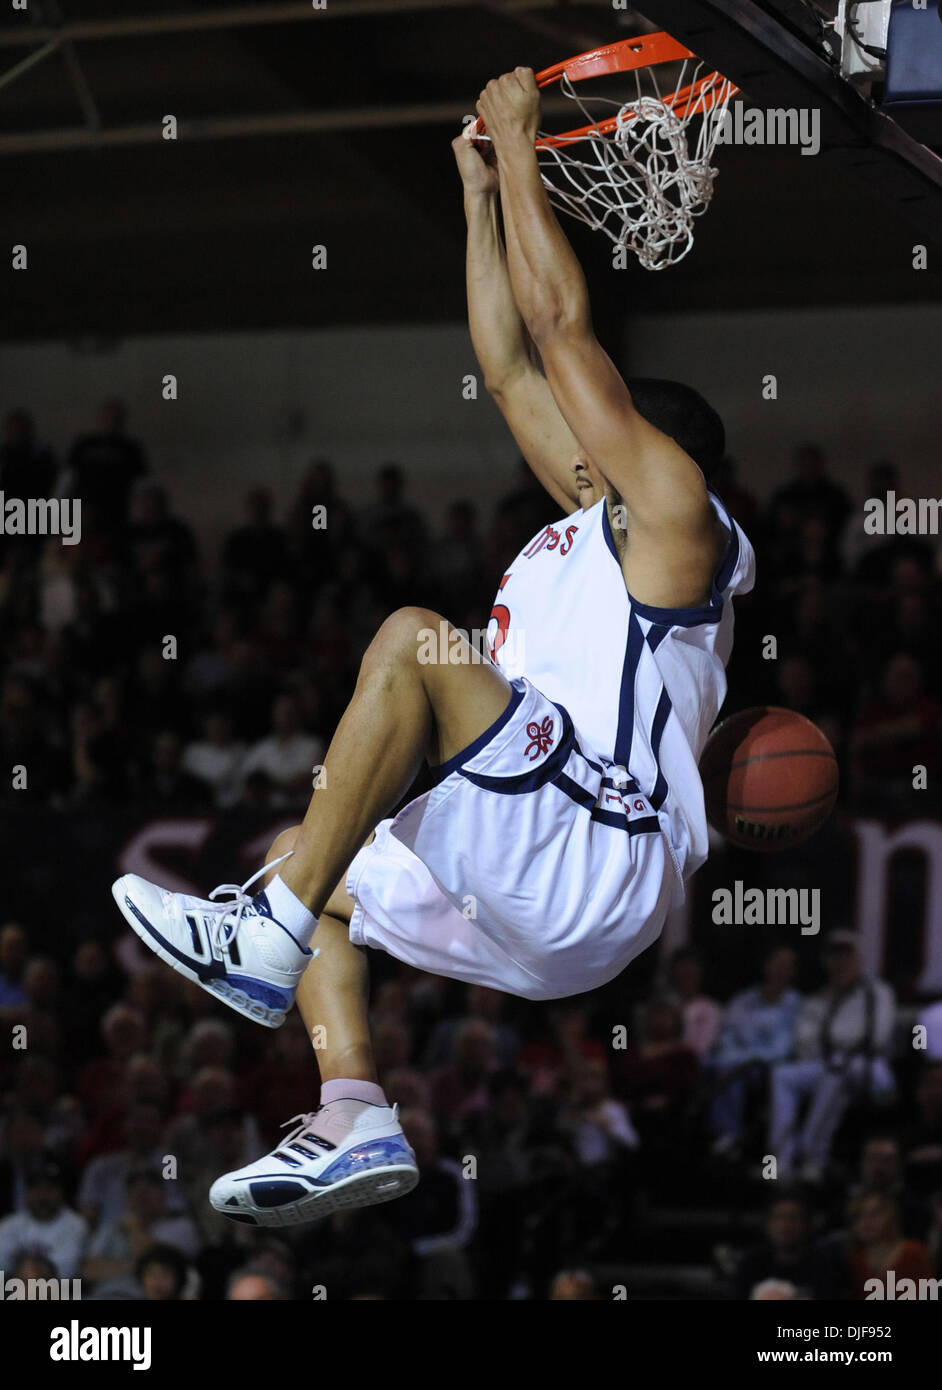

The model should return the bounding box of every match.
[468,34,738,271]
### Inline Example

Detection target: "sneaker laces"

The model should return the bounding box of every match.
[278,1109,332,1155]
[205,850,294,955]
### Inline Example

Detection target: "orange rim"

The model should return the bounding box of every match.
[469,33,738,146]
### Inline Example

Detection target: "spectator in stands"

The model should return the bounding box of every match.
[77,1004,148,1120]
[767,443,852,550]
[612,996,699,1132]
[78,1100,181,1231]
[768,931,896,1181]
[0,407,57,499]
[421,984,521,1071]
[843,1134,929,1240]
[388,1108,477,1299]
[221,487,288,602]
[140,729,211,810]
[227,1265,291,1300]
[136,1243,190,1301]
[128,482,198,583]
[732,1191,845,1300]
[0,1109,46,1214]
[430,1019,497,1129]
[844,1191,934,1299]
[63,398,147,531]
[240,691,324,808]
[667,946,722,1057]
[181,705,247,808]
[561,1056,639,1167]
[708,945,801,1155]
[83,1166,199,1287]
[0,1156,87,1279]
[363,462,428,552]
[851,653,942,807]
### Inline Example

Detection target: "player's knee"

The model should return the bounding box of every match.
[363,606,445,673]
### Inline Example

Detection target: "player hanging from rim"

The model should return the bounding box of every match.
[112,67,755,1228]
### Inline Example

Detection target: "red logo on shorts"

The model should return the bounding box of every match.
[524,716,555,761]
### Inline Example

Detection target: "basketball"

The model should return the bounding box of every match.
[699,706,839,851]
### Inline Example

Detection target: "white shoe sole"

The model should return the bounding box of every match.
[112,879,290,1029]
[213,1162,420,1228]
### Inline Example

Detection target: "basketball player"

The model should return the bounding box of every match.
[112,68,754,1227]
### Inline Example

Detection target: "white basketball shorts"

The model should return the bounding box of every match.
[346,677,681,1000]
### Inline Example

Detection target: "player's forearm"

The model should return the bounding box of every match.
[464,189,532,393]
[496,135,592,340]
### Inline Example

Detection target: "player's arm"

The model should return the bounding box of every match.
[453,133,581,515]
[477,70,724,608]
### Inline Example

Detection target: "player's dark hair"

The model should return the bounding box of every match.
[625,377,725,482]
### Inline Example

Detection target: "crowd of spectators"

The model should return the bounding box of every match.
[1,400,941,1298]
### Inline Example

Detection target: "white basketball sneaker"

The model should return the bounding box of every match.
[209,1098,419,1227]
[111,855,314,1029]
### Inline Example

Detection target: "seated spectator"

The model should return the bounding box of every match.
[127,482,198,584]
[843,1134,929,1241]
[844,1191,934,1299]
[667,946,722,1057]
[429,1019,497,1129]
[708,945,801,1154]
[768,931,896,1181]
[388,1108,477,1299]
[227,1264,291,1301]
[76,1004,148,1121]
[561,1057,639,1167]
[0,1156,87,1279]
[83,1167,199,1287]
[136,1243,191,1301]
[421,984,521,1070]
[62,398,147,532]
[77,1100,183,1231]
[0,1109,47,1214]
[139,729,212,810]
[732,1191,847,1300]
[181,706,247,808]
[240,692,325,807]
[62,938,127,1068]
[611,997,699,1137]
[851,653,942,806]
[516,998,606,1097]
[221,487,288,602]
[0,407,57,500]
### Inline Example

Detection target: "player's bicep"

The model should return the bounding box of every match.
[490,368,581,514]
[537,329,709,530]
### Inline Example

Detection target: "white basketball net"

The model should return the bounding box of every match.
[536,60,735,271]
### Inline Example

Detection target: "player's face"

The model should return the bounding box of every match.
[571,451,605,509]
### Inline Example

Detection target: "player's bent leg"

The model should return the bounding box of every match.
[280,606,513,916]
[110,608,510,1033]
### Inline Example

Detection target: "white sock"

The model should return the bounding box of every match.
[262,874,317,950]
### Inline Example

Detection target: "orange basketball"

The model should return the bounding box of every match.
[699,706,839,851]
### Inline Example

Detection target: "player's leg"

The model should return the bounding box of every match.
[263,826,375,1084]
[113,607,513,1029]
[278,605,511,918]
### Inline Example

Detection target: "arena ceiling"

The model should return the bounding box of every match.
[1,0,941,343]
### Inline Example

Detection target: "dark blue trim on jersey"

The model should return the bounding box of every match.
[646,624,670,652]
[601,492,740,629]
[457,704,577,794]
[612,610,644,771]
[649,686,672,811]
[430,680,525,785]
[553,772,660,834]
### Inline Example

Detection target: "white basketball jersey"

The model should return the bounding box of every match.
[487,493,756,883]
